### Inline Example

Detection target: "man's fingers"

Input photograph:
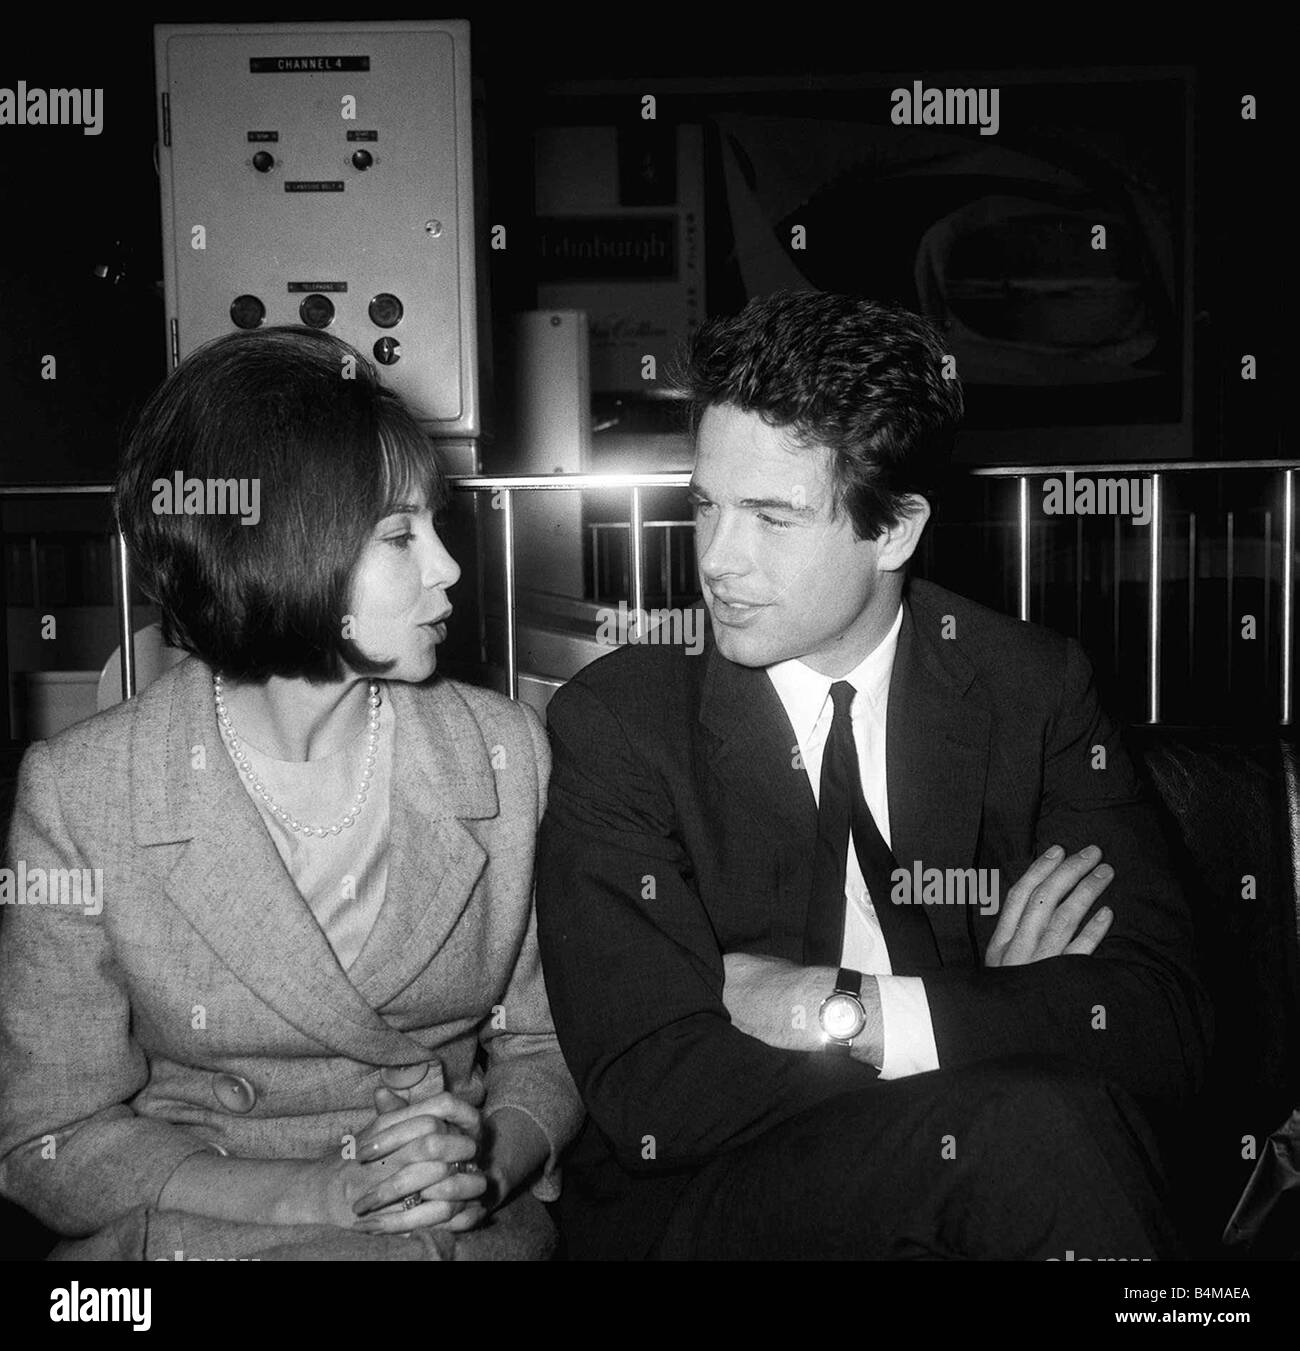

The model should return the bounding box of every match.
[987,845,1064,962]
[1001,847,1103,964]
[1039,866,1114,955]
[1062,905,1114,956]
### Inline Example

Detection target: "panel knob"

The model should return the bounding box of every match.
[299,294,335,329]
[368,293,403,329]
[252,151,275,173]
[230,295,265,330]
[351,149,374,171]
[373,337,401,365]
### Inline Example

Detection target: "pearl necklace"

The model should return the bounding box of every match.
[213,673,382,837]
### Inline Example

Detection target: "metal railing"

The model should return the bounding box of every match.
[2,459,1296,724]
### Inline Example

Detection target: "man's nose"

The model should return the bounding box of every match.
[697,510,750,582]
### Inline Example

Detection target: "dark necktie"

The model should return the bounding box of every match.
[803,681,940,973]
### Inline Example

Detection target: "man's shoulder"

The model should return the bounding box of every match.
[907,578,1071,663]
[549,636,708,727]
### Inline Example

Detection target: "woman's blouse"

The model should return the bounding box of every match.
[228,691,396,972]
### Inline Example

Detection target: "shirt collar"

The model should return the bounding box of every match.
[765,602,904,742]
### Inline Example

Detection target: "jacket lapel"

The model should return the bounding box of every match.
[885,595,991,967]
[131,658,450,1065]
[696,588,992,969]
[347,679,497,1006]
[699,638,818,950]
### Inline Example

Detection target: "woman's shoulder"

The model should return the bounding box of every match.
[31,656,192,767]
[409,675,543,744]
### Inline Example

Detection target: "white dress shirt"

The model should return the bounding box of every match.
[766,603,940,1079]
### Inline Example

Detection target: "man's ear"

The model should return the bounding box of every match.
[875,495,931,572]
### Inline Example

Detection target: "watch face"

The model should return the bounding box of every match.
[821,993,865,1041]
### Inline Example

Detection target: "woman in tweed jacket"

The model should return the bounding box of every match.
[0,328,583,1260]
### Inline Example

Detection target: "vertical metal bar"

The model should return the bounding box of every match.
[474,493,489,664]
[1147,474,1162,724]
[659,524,670,606]
[1263,507,1273,676]
[1017,476,1030,622]
[588,524,597,600]
[114,528,136,700]
[500,490,517,701]
[629,486,646,632]
[1282,469,1295,725]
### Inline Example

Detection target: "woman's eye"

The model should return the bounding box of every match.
[386,531,415,548]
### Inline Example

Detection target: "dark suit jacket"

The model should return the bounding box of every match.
[535,577,1213,1258]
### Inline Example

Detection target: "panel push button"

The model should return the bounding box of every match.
[351,149,374,171]
[252,151,275,173]
[230,295,265,330]
[299,293,335,329]
[368,293,403,328]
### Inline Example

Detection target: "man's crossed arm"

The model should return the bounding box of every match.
[722,842,1117,1064]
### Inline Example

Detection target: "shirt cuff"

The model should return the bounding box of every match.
[876,975,940,1079]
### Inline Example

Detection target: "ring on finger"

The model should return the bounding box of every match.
[401,1190,423,1210]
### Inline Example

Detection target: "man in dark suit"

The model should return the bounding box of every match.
[535,292,1212,1260]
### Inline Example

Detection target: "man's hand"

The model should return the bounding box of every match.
[985,844,1114,968]
[721,952,883,1064]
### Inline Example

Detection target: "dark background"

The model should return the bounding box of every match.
[0,11,1287,482]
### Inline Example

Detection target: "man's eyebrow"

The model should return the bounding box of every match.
[687,482,817,516]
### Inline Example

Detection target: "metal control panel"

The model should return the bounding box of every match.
[155,20,477,433]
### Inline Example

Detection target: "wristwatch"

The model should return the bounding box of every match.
[818,967,867,1055]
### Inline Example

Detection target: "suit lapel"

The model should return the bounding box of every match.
[699,640,818,948]
[131,659,468,1065]
[696,590,992,969]
[885,595,991,967]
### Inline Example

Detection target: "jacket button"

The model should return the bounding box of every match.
[380,1063,429,1091]
[211,1072,257,1114]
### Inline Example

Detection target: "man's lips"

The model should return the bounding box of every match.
[709,594,768,626]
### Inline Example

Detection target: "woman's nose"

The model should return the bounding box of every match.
[426,530,462,590]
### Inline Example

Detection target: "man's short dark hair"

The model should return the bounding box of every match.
[115,326,448,682]
[674,291,964,540]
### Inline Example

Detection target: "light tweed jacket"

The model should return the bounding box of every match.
[0,656,584,1260]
